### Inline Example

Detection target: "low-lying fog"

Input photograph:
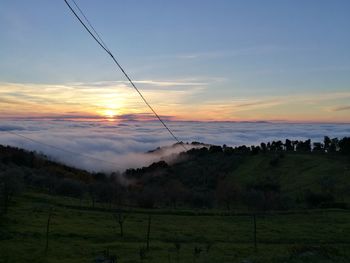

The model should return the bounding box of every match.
[1,120,349,172]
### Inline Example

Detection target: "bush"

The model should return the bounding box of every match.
[136,191,156,209]
[55,178,86,199]
[304,190,334,208]
[0,168,24,214]
[188,191,214,209]
[318,202,348,209]
[289,245,340,259]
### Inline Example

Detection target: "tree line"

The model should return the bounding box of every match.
[1,136,350,215]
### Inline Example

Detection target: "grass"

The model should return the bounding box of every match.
[1,192,350,263]
[232,153,350,200]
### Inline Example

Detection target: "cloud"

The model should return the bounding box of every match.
[175,45,314,60]
[0,81,205,120]
[68,79,207,90]
[1,81,350,123]
[0,120,349,173]
[330,105,350,112]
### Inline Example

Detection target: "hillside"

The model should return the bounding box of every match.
[125,138,350,210]
[1,137,350,212]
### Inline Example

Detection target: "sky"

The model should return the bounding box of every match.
[1,0,350,122]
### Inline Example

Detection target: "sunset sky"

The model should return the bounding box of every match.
[1,0,350,123]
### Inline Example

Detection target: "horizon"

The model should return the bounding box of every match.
[1,116,350,125]
[1,119,349,171]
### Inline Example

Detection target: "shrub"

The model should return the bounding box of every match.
[304,190,334,208]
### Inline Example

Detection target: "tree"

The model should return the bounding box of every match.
[304,139,311,152]
[292,140,299,151]
[251,145,260,155]
[246,176,281,210]
[188,191,214,209]
[324,136,331,152]
[329,138,339,153]
[285,139,293,151]
[271,140,283,152]
[55,178,86,199]
[113,211,127,237]
[304,189,334,208]
[339,137,350,154]
[209,145,222,153]
[164,180,188,208]
[296,139,311,152]
[223,146,234,155]
[313,142,323,153]
[216,179,239,210]
[89,182,100,208]
[234,145,250,154]
[136,186,158,209]
[260,142,267,153]
[0,168,24,215]
[267,142,271,151]
[88,182,117,207]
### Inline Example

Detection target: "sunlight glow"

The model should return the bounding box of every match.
[1,82,350,123]
[97,101,124,120]
[103,109,117,118]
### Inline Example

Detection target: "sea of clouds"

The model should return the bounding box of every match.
[0,120,349,172]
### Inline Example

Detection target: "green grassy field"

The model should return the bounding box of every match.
[232,153,350,193]
[1,192,349,263]
[219,153,350,212]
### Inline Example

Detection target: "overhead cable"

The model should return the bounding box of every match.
[3,130,121,169]
[63,0,187,151]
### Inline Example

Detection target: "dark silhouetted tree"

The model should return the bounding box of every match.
[251,145,260,155]
[55,178,86,199]
[285,139,293,151]
[324,136,331,152]
[216,179,239,210]
[313,142,324,153]
[247,176,281,210]
[113,211,127,237]
[329,138,339,153]
[260,142,267,153]
[304,189,334,208]
[209,145,222,153]
[164,179,188,208]
[136,186,158,209]
[0,169,24,214]
[339,137,350,154]
[296,139,311,152]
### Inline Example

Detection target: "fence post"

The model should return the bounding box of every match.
[146,214,151,251]
[45,207,52,254]
[253,214,257,252]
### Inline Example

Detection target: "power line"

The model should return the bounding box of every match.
[2,130,121,170]
[70,0,111,53]
[63,0,187,151]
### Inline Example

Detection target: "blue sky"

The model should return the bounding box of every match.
[1,0,350,122]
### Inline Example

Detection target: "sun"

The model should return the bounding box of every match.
[97,101,123,120]
[103,109,117,119]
